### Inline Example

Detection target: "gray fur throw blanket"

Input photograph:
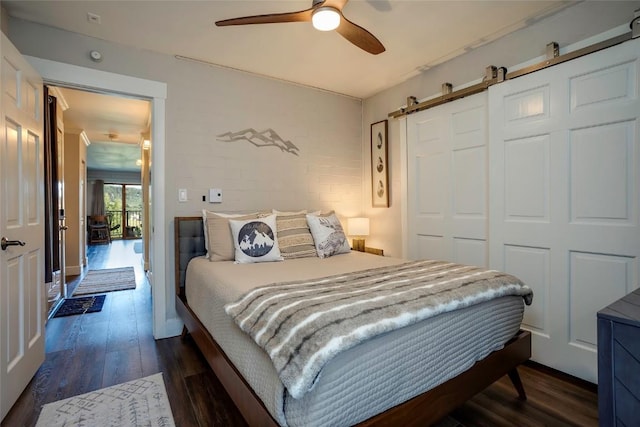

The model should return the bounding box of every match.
[225,259,533,399]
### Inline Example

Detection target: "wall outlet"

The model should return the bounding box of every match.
[209,188,222,203]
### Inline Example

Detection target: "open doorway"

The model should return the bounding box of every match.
[45,85,151,308]
[31,56,176,340]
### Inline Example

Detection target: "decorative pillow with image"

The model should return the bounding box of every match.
[229,214,284,264]
[202,210,255,258]
[306,213,351,259]
[205,211,261,261]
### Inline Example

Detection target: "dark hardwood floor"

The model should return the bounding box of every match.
[2,240,598,427]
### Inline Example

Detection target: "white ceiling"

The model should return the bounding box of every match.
[54,86,150,172]
[6,0,582,99]
[5,1,639,171]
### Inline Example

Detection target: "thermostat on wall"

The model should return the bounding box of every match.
[209,188,222,203]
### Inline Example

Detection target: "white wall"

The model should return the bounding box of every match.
[7,18,363,337]
[362,1,640,258]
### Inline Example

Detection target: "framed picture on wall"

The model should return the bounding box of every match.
[371,119,389,207]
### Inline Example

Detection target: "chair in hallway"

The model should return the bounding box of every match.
[88,215,111,244]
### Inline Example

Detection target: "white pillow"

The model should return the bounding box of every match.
[229,214,284,264]
[204,211,264,261]
[306,213,351,259]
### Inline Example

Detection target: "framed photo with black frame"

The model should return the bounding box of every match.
[371,119,389,208]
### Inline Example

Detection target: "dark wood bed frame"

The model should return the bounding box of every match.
[174,216,532,427]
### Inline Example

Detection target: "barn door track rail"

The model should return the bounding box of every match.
[389,12,640,119]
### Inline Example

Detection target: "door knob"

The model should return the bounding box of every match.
[60,225,69,230]
[1,237,26,251]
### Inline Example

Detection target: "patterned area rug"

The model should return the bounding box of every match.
[53,295,106,318]
[72,267,136,296]
[35,373,175,427]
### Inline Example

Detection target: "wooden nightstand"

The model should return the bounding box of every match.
[364,247,384,256]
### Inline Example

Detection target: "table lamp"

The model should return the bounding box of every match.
[347,217,370,252]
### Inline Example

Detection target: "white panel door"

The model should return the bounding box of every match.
[407,92,488,266]
[0,34,45,420]
[489,39,640,383]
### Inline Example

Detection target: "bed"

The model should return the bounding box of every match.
[174,216,532,426]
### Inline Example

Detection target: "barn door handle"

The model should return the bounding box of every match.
[1,237,26,251]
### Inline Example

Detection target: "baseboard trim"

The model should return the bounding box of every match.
[524,360,597,393]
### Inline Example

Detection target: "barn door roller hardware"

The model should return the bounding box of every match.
[546,42,560,59]
[632,9,640,38]
[389,12,640,119]
[390,65,505,118]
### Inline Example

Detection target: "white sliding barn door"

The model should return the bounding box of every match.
[489,39,640,383]
[407,92,488,266]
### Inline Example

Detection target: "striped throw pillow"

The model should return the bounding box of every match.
[275,212,318,259]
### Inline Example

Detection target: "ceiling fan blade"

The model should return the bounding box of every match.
[336,16,385,55]
[216,8,314,26]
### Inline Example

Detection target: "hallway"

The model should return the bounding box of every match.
[67,239,146,295]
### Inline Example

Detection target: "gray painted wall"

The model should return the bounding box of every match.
[7,17,363,216]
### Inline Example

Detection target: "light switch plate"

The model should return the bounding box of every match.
[178,188,187,202]
[209,188,222,203]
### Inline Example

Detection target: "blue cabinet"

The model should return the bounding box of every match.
[597,289,640,426]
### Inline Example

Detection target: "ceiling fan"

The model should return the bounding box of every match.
[215,0,385,55]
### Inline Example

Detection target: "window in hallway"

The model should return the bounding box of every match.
[104,184,143,239]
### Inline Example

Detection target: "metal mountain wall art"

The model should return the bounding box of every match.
[217,128,300,156]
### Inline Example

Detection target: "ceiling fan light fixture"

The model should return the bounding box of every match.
[312,7,340,31]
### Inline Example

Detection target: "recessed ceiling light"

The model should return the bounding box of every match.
[90,50,102,62]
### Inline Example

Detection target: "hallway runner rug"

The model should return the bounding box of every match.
[35,373,175,427]
[53,295,106,318]
[72,267,136,296]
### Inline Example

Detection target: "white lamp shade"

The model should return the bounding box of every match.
[348,217,370,236]
[312,7,341,31]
